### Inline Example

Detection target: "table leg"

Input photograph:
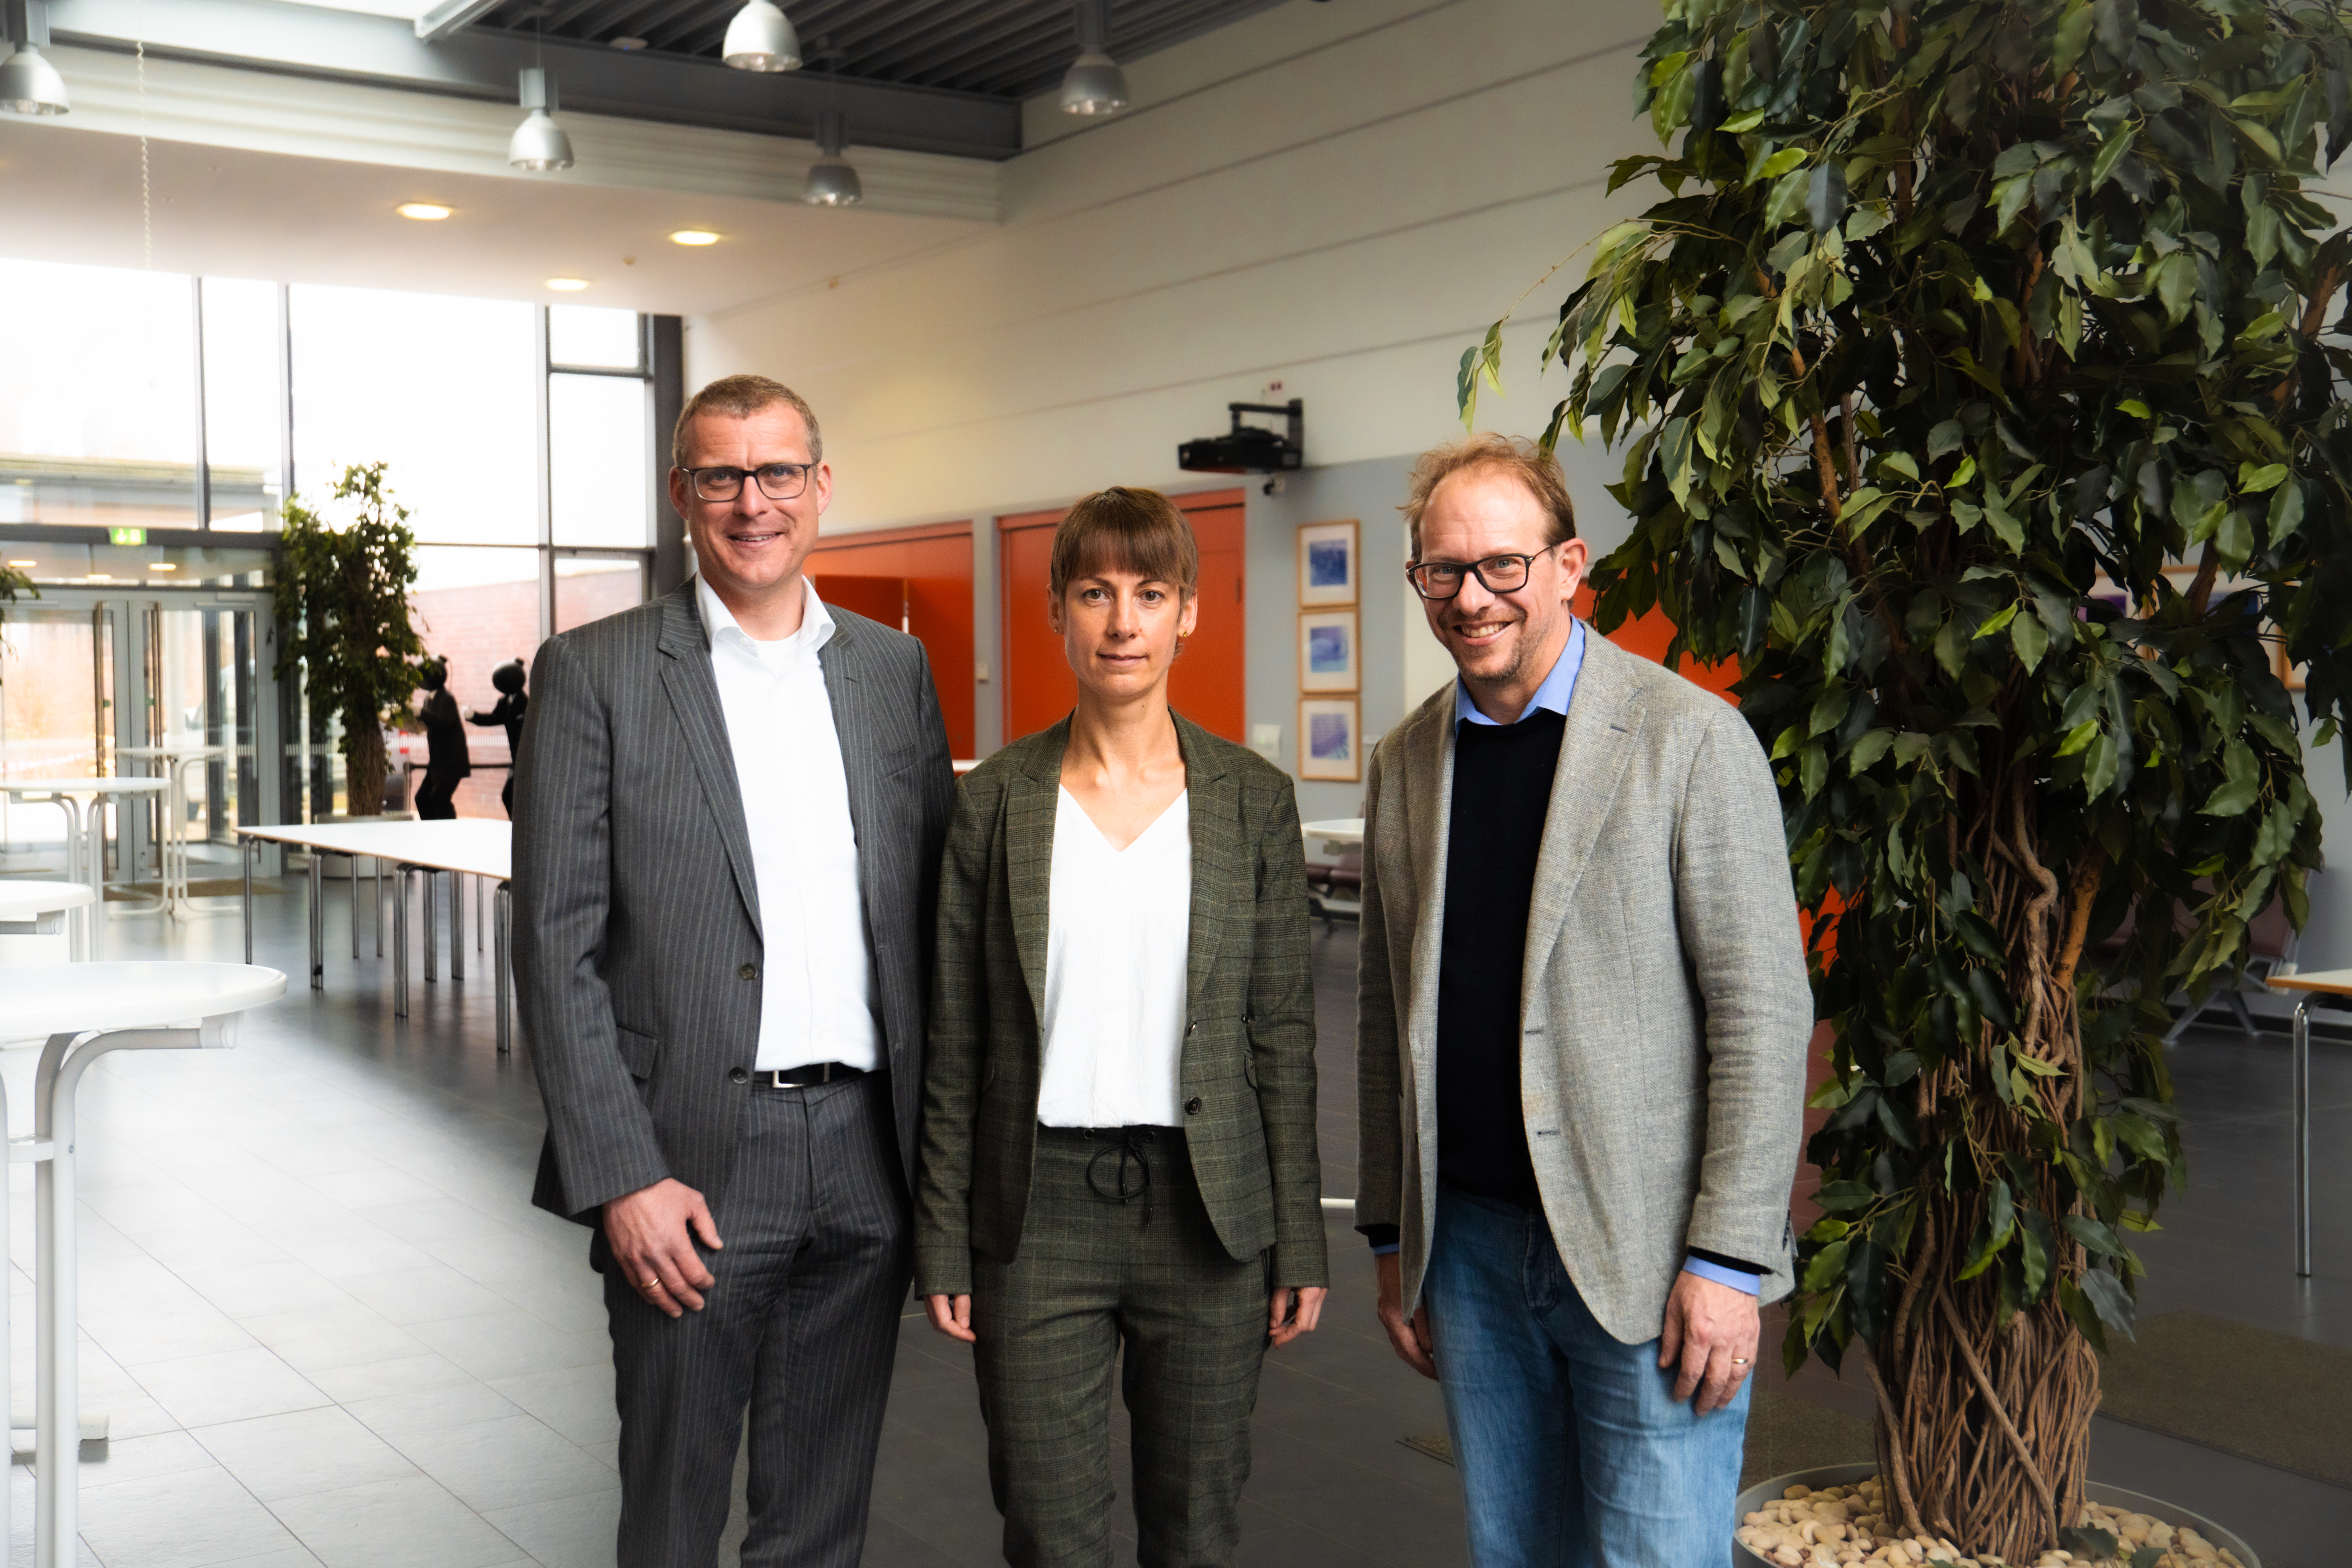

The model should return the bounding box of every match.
[475,873,483,953]
[33,1032,70,1568]
[425,871,438,984]
[307,853,323,991]
[374,858,385,958]
[242,837,255,965]
[395,867,410,1020]
[2295,996,2312,1279]
[55,796,87,962]
[452,872,466,981]
[496,881,512,1054]
[86,801,106,956]
[350,855,361,961]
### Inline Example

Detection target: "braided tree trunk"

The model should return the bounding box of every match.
[1867,768,2103,1563]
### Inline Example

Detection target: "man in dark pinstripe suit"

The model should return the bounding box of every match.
[513,375,957,1567]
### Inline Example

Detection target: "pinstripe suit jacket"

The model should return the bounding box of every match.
[912,715,1330,1297]
[513,579,956,1225]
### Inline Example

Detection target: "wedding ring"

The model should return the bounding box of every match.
[644,1277,663,1290]
[1731,1357,1750,1365]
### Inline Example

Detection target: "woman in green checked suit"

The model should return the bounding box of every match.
[914,486,1329,1568]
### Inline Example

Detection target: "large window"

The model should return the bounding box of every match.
[0,263,663,822]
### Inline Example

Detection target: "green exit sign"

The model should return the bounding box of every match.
[108,527,146,546]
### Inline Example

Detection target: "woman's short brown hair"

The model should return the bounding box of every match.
[1049,487,1200,600]
[1401,434,1577,554]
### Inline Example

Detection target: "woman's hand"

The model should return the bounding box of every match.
[1267,1285,1327,1348]
[925,1293,976,1343]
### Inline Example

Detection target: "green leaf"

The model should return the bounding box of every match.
[2238,461,2289,493]
[2091,122,2139,191]
[1928,421,1966,460]
[2011,609,2050,673]
[1846,728,1895,774]
[2079,1269,2138,1340]
[1974,602,2020,639]
[2200,740,2262,817]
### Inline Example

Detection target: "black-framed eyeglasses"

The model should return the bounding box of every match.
[1406,550,1549,600]
[685,462,812,502]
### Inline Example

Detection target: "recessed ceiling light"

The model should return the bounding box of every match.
[149,562,177,571]
[546,277,590,291]
[86,573,111,581]
[612,36,649,50]
[397,202,452,221]
[669,230,720,246]
[6,560,35,568]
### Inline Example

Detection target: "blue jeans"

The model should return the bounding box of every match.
[1421,1184,1750,1568]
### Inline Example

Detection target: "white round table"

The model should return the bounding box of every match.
[0,779,171,958]
[115,743,233,919]
[0,960,285,1568]
[1301,817,1365,846]
[0,882,95,962]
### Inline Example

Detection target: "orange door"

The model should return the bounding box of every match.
[806,523,976,758]
[809,574,906,631]
[999,490,1246,746]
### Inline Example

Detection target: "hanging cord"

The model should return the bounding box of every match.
[136,29,151,270]
[1085,1128,1157,1226]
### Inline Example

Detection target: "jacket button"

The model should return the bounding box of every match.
[738,963,757,980]
[729,1066,749,1084]
[1185,1096,1203,1115]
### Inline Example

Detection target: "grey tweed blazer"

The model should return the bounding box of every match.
[1355,631,1812,1345]
[513,579,956,1225]
[912,714,1329,1297]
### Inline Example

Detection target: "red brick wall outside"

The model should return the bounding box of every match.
[402,571,640,818]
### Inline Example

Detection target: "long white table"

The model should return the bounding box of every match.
[2,960,287,1568]
[235,820,516,1050]
[0,779,170,959]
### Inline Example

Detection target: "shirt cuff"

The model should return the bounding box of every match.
[1682,1256,1760,1295]
[1370,1243,1400,1256]
[1362,1223,1400,1254]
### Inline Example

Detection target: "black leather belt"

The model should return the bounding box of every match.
[756,1062,869,1089]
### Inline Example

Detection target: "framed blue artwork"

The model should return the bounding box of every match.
[1298,698,1360,781]
[1298,609,1359,693]
[1297,519,1358,607]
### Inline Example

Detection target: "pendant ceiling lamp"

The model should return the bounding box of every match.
[507,66,574,172]
[1058,0,1127,116]
[723,0,801,71]
[804,107,861,206]
[0,0,68,118]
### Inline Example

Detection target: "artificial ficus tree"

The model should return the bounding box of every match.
[1463,0,2350,1559]
[271,462,428,818]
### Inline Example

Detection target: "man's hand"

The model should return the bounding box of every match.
[1374,1252,1437,1379]
[603,1178,722,1317]
[1658,1269,1758,1415]
[924,1294,975,1343]
[1267,1285,1327,1349]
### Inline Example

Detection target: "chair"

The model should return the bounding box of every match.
[2095,874,2313,1044]
[1304,846,1362,929]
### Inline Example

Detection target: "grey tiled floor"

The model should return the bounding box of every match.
[4,862,2348,1566]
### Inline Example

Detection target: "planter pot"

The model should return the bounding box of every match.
[1734,1462,2260,1568]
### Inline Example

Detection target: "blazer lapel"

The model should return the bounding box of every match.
[1402,698,1455,1069]
[1519,633,1645,1013]
[1007,720,1069,1027]
[656,581,762,937]
[1175,714,1233,1020]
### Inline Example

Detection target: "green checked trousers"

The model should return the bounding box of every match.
[970,1125,1269,1568]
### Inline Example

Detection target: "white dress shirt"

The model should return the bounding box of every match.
[1038,786,1192,1128]
[696,575,882,1072]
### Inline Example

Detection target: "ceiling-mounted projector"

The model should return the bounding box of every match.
[1179,399,1303,473]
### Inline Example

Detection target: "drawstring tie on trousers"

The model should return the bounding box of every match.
[1086,1127,1156,1227]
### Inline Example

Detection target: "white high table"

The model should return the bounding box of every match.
[2270,967,2352,1278]
[235,820,516,1050]
[0,780,171,958]
[115,743,232,920]
[0,883,95,943]
[1,960,287,1568]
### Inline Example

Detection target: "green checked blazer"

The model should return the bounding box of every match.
[913,713,1329,1297]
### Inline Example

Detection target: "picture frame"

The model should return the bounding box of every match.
[1298,609,1360,694]
[1298,698,1361,782]
[1297,519,1360,607]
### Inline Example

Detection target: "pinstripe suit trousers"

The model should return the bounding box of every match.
[604,1073,911,1568]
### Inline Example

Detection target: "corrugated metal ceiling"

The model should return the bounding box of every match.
[473,0,1291,99]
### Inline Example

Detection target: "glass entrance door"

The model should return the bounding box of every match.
[0,602,116,876]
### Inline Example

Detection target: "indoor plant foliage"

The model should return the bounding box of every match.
[1462,0,2350,1559]
[271,461,427,818]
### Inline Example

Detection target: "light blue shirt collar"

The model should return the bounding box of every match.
[1455,617,1586,727]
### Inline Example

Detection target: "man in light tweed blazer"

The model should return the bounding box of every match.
[1356,435,1811,1566]
[513,375,955,1568]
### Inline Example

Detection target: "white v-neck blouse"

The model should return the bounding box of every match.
[1037,785,1193,1128]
